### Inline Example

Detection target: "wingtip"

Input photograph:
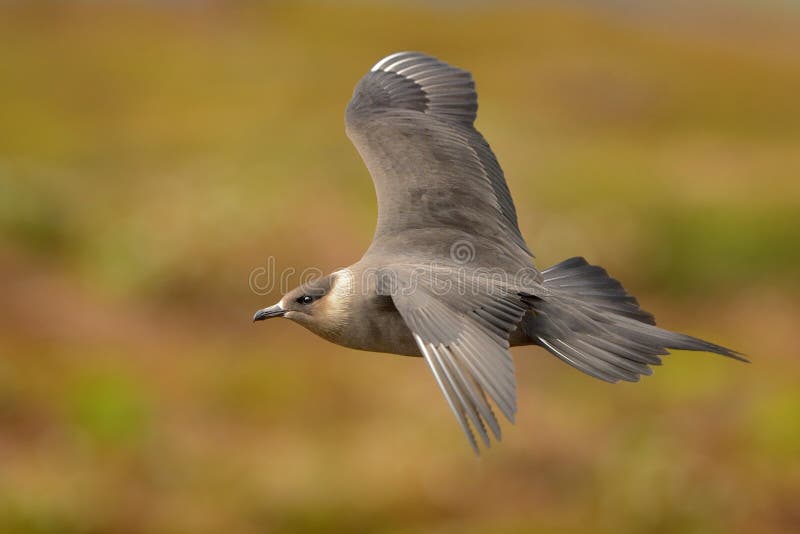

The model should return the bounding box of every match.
[371,51,417,72]
[466,433,481,456]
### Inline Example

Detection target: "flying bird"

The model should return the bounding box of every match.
[253,51,744,453]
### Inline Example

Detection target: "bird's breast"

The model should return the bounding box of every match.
[331,293,421,357]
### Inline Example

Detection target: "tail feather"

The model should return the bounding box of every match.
[523,257,746,383]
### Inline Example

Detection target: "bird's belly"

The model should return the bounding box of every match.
[353,325,534,356]
[333,307,422,357]
[329,301,535,357]
[340,330,422,357]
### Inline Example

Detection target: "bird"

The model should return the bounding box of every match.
[253,51,744,453]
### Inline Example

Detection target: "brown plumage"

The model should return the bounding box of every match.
[253,52,745,453]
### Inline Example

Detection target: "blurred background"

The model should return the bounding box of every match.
[1,1,799,533]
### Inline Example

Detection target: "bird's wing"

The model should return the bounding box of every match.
[378,266,527,453]
[346,52,532,266]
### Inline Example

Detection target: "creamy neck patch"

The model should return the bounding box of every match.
[325,268,355,319]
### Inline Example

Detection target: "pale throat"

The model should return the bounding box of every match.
[325,268,356,317]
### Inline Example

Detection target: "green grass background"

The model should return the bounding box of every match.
[1,1,798,533]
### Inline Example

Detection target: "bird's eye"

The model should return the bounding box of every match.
[296,295,315,305]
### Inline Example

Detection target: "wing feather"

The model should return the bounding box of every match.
[386,266,526,452]
[346,52,532,267]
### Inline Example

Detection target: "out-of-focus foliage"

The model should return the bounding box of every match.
[0,2,798,533]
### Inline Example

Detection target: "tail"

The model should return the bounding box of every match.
[522,257,746,383]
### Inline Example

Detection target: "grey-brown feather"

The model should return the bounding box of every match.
[261,52,743,454]
[346,52,531,268]
[523,257,746,384]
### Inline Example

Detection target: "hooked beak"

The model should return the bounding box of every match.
[253,303,285,322]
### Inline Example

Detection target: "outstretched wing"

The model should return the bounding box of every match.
[379,266,527,453]
[346,52,532,266]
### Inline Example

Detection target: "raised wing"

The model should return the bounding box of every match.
[379,266,527,453]
[346,52,532,266]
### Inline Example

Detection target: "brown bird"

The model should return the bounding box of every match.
[254,52,744,453]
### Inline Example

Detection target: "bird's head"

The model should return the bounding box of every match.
[253,271,353,340]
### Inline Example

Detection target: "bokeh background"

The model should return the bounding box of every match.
[1,1,799,533]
